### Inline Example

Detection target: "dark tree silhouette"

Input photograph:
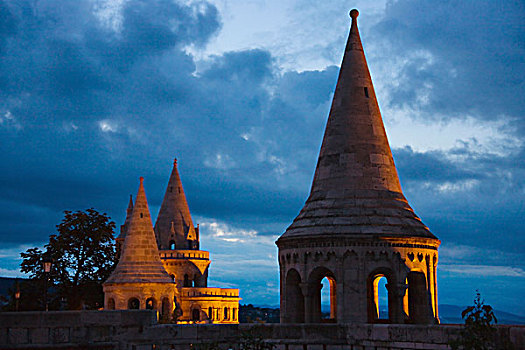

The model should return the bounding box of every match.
[450,291,513,350]
[19,209,117,310]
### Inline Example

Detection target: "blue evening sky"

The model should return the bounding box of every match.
[0,0,523,315]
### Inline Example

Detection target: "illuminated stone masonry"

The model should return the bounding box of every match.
[276,9,440,325]
[105,159,240,324]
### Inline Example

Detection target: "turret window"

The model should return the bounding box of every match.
[364,87,369,98]
[169,240,176,250]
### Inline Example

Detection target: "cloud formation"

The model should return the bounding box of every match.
[0,0,523,313]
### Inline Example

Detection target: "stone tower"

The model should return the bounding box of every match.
[154,159,240,323]
[154,159,209,289]
[115,194,133,259]
[103,177,176,316]
[276,10,440,324]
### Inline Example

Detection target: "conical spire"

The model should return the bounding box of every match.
[106,177,172,284]
[154,158,197,250]
[281,10,435,239]
[116,195,133,242]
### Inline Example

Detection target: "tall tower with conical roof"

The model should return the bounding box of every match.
[155,158,199,251]
[103,178,176,315]
[276,9,439,325]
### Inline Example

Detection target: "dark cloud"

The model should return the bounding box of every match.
[0,0,337,249]
[393,143,525,256]
[0,0,523,313]
[371,0,525,123]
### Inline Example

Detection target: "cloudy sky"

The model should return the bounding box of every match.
[0,0,523,315]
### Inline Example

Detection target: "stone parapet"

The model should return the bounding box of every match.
[160,250,210,260]
[1,310,524,349]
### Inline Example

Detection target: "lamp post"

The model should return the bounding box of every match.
[42,254,53,312]
[14,279,20,312]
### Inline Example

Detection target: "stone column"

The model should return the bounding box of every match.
[300,283,322,323]
[392,283,408,323]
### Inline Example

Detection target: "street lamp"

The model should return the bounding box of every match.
[42,254,53,312]
[14,279,20,312]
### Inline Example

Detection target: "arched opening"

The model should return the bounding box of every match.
[170,274,175,282]
[193,273,200,287]
[375,276,389,320]
[208,307,213,321]
[161,297,170,317]
[128,297,140,310]
[408,271,430,324]
[224,307,229,320]
[320,276,336,321]
[307,266,336,323]
[169,240,176,250]
[107,298,115,310]
[184,274,190,287]
[192,308,200,321]
[285,268,304,323]
[146,297,156,310]
[367,269,396,323]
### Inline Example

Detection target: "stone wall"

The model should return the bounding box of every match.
[1,310,523,350]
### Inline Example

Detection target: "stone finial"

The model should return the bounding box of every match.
[174,158,178,166]
[349,9,359,19]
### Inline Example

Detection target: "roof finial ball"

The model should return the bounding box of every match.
[349,8,359,19]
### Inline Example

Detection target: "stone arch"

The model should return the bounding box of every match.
[307,266,336,323]
[224,307,229,320]
[183,274,191,287]
[128,297,140,310]
[169,240,176,250]
[193,271,204,287]
[107,298,115,310]
[146,297,157,310]
[407,270,431,324]
[284,268,304,323]
[367,268,397,323]
[191,305,201,322]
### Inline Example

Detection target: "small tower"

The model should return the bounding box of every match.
[154,159,240,323]
[154,158,210,289]
[276,9,440,324]
[115,194,133,259]
[155,158,199,251]
[103,177,176,316]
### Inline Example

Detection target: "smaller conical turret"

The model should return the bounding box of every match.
[115,195,133,257]
[105,177,172,284]
[155,158,198,250]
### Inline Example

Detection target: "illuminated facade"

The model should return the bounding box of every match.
[106,160,239,324]
[277,10,440,324]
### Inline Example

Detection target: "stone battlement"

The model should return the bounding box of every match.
[180,287,239,298]
[1,310,524,350]
[160,250,210,260]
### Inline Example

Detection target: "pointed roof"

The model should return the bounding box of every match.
[105,177,173,284]
[116,195,133,242]
[280,10,436,240]
[154,158,197,249]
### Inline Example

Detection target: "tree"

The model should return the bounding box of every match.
[450,291,513,350]
[20,209,117,310]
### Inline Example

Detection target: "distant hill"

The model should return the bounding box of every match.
[439,304,525,325]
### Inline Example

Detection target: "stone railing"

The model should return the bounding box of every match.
[1,310,524,350]
[160,250,209,260]
[180,287,240,298]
